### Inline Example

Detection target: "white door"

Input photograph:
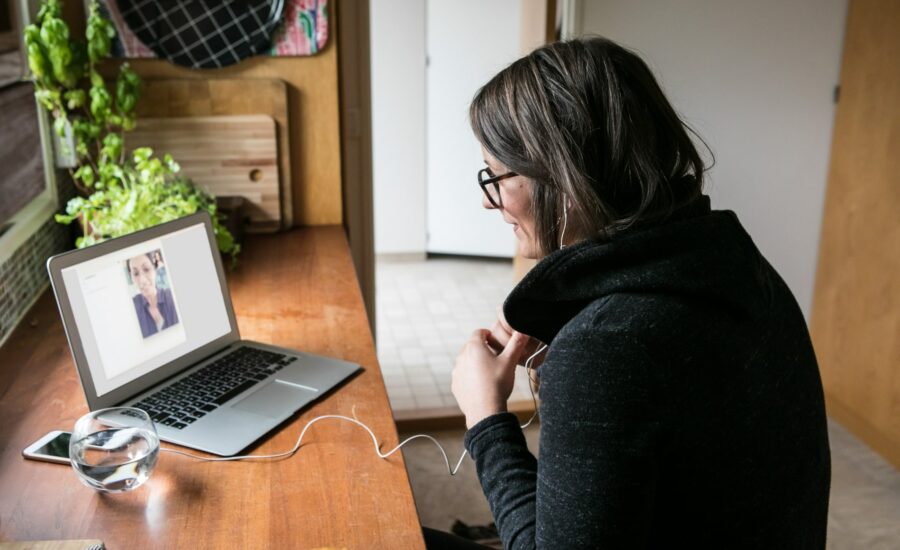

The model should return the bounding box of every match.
[425,0,522,257]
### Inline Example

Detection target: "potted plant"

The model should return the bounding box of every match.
[24,0,240,261]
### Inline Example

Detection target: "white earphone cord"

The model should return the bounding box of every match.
[559,198,569,249]
[161,345,545,475]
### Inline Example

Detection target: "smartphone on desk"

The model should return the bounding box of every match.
[22,430,71,464]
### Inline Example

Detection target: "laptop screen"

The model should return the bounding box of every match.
[59,222,232,397]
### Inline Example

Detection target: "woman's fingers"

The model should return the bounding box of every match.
[496,307,544,365]
[500,331,531,364]
[452,328,523,428]
[485,330,504,354]
[498,306,515,334]
[489,320,511,350]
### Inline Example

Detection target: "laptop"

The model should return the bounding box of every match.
[47,212,361,456]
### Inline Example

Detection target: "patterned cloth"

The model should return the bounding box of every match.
[102,0,155,58]
[100,0,328,61]
[117,0,285,68]
[269,0,329,56]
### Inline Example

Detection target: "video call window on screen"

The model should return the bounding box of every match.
[125,249,181,339]
[61,223,231,397]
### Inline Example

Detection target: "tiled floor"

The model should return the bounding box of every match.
[375,256,534,412]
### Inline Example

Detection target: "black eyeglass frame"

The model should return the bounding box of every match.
[477,168,518,208]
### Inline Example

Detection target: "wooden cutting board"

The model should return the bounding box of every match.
[128,115,281,231]
[133,78,292,228]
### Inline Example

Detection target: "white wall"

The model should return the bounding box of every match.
[575,0,847,318]
[425,0,522,257]
[370,0,427,255]
[371,0,524,257]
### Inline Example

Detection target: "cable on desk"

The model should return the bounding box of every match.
[161,349,543,475]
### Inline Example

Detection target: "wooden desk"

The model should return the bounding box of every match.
[0,227,425,549]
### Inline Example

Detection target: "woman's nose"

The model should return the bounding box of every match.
[482,193,497,210]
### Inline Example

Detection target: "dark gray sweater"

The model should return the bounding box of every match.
[463,196,831,549]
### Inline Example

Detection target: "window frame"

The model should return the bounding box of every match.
[0,0,60,265]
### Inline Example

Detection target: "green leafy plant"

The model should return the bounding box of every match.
[25,0,239,259]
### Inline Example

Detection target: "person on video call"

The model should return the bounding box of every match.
[435,37,830,549]
[153,250,169,289]
[128,252,179,338]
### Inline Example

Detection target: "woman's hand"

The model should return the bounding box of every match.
[488,307,545,368]
[452,328,531,429]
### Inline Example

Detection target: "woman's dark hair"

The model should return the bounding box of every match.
[126,252,157,284]
[127,252,156,271]
[470,36,709,255]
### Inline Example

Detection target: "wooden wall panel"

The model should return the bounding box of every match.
[337,0,375,329]
[810,0,900,468]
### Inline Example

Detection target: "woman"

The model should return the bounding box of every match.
[446,38,830,548]
[128,252,179,338]
[153,250,169,289]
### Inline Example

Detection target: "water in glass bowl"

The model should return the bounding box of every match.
[70,427,159,492]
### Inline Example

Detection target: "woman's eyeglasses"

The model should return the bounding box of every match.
[477,168,518,208]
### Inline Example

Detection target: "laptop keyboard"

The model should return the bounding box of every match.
[130,347,298,430]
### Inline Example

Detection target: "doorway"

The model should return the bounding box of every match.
[370,0,529,415]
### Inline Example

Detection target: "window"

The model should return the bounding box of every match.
[0,0,58,263]
[0,82,46,227]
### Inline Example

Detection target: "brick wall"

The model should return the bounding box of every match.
[0,216,70,343]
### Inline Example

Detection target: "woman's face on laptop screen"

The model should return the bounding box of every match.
[129,254,157,297]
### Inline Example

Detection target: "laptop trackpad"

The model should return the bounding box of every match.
[231,380,317,418]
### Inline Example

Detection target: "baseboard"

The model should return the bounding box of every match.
[376,252,427,262]
[825,392,900,471]
[395,399,538,433]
